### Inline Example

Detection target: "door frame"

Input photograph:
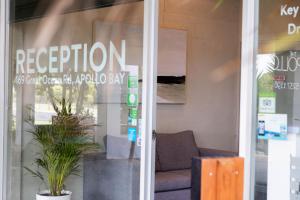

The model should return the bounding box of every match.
[0,0,9,199]
[239,0,259,200]
[140,0,158,200]
[0,0,159,200]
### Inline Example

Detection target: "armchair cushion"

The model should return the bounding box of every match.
[156,130,199,171]
[155,169,191,192]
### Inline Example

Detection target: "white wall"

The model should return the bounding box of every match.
[156,0,242,152]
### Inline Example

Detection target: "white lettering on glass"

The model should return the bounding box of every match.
[287,23,300,35]
[273,53,300,72]
[15,40,130,77]
[26,48,35,74]
[83,43,88,72]
[36,48,47,74]
[49,46,59,73]
[89,42,107,72]
[16,49,25,74]
[60,45,70,73]
[71,44,82,72]
[281,5,299,18]
[109,40,126,71]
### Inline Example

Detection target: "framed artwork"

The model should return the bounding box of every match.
[93,21,187,104]
[157,28,187,104]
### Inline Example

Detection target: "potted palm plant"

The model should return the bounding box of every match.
[25,99,98,200]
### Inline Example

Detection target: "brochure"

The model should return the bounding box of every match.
[257,113,288,140]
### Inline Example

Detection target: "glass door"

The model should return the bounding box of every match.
[252,1,300,200]
[5,0,156,200]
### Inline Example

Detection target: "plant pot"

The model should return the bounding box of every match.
[36,191,72,200]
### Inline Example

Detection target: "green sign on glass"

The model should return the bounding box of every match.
[127,93,138,107]
[128,76,138,88]
[130,108,138,119]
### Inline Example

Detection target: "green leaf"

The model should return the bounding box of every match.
[24,166,44,181]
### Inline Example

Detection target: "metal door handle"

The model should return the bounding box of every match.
[152,130,157,141]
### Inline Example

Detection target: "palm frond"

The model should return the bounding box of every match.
[24,166,44,181]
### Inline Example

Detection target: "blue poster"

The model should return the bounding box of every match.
[128,127,137,142]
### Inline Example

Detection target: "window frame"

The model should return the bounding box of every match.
[239,0,259,200]
[0,0,9,199]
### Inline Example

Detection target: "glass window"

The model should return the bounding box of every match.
[254,1,300,199]
[6,1,146,200]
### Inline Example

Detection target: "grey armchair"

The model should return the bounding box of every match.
[154,130,237,200]
[83,131,236,200]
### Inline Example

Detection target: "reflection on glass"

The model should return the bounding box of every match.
[255,1,300,199]
[7,1,144,200]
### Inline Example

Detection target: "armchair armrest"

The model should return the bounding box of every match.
[198,147,237,157]
[191,156,202,200]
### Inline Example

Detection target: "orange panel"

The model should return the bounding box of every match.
[201,157,244,200]
[201,159,217,200]
[234,158,244,200]
[216,159,236,200]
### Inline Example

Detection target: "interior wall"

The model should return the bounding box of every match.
[156,0,242,152]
